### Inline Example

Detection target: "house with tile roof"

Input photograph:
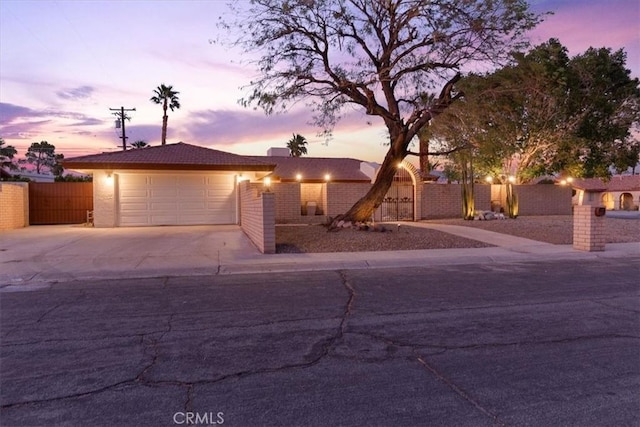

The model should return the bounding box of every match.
[63,143,276,227]
[571,175,640,210]
[62,142,388,228]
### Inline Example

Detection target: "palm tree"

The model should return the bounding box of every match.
[0,137,18,171]
[287,133,308,157]
[130,140,149,149]
[150,84,180,145]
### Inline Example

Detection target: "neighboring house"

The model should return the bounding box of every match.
[15,171,55,182]
[0,168,12,180]
[0,169,55,182]
[572,175,640,210]
[63,143,276,227]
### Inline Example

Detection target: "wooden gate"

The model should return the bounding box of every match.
[29,182,93,225]
[379,167,414,221]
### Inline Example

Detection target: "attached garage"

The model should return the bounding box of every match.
[62,143,275,228]
[118,172,236,226]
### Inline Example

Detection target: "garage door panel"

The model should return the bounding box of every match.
[149,176,176,185]
[120,214,150,226]
[179,189,206,198]
[181,202,207,210]
[118,173,236,226]
[120,188,149,197]
[150,215,178,225]
[120,202,149,211]
[150,189,177,198]
[178,176,207,185]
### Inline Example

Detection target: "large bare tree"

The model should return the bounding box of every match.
[222,0,541,222]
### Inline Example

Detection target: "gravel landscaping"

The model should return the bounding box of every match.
[275,215,639,253]
[276,224,493,253]
[429,215,640,245]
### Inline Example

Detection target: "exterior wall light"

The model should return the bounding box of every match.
[324,174,331,182]
[264,176,271,192]
[508,176,516,184]
[296,173,302,181]
[485,176,493,183]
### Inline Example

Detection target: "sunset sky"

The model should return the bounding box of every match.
[1,0,638,168]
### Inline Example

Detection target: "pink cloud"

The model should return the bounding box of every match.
[180,107,382,148]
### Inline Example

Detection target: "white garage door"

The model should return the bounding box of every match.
[118,173,236,226]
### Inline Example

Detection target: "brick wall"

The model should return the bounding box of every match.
[421,183,487,219]
[0,182,29,230]
[491,184,571,215]
[573,205,605,251]
[272,183,302,223]
[326,183,371,218]
[268,181,571,223]
[239,181,275,254]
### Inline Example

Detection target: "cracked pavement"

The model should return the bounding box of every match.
[1,257,639,426]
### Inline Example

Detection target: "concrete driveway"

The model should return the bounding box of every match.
[0,225,262,285]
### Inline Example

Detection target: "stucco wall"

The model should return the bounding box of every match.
[0,182,29,230]
[239,181,275,254]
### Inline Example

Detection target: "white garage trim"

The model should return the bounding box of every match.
[117,172,236,226]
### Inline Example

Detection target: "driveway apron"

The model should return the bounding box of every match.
[0,225,261,284]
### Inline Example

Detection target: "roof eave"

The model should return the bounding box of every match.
[61,162,275,172]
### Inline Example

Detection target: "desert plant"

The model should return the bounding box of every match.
[506,182,519,218]
[460,151,475,220]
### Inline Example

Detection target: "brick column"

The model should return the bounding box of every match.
[573,205,606,252]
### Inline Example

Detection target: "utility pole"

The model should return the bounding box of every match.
[110,106,136,151]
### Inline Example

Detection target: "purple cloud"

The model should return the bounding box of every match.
[0,103,43,124]
[0,102,106,141]
[56,85,95,101]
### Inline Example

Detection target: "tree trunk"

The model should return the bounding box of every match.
[332,136,406,225]
[161,114,168,145]
[419,135,429,179]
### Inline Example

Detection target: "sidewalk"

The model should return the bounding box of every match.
[222,221,639,274]
[1,223,638,287]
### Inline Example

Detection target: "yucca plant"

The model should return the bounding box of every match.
[460,151,475,220]
[506,182,519,218]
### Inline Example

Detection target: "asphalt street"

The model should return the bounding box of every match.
[1,257,639,426]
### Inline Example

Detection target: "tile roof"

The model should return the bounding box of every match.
[63,142,275,171]
[572,175,640,192]
[606,175,640,191]
[571,178,608,192]
[247,156,373,182]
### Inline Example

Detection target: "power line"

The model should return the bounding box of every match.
[110,107,136,151]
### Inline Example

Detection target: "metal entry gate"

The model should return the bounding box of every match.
[380,167,414,221]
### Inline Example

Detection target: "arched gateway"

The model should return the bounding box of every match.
[378,161,420,221]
